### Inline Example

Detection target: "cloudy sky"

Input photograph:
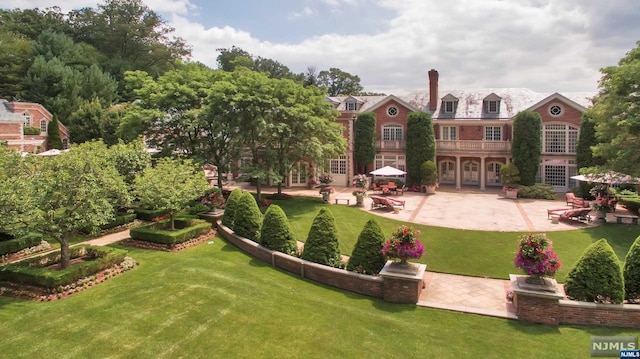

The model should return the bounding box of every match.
[6,0,640,95]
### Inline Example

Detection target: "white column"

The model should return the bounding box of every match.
[480,156,486,190]
[456,156,462,189]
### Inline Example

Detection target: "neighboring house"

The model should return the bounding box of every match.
[312,69,594,192]
[0,99,70,153]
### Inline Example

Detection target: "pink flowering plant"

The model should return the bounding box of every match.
[318,174,333,184]
[352,174,368,197]
[381,225,425,262]
[514,233,561,278]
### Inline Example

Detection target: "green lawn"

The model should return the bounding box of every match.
[0,241,635,358]
[275,196,640,281]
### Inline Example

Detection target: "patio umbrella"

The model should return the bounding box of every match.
[570,171,640,184]
[369,166,406,176]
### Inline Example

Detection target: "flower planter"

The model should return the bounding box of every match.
[425,185,437,194]
[355,196,364,207]
[504,188,519,199]
[321,193,331,203]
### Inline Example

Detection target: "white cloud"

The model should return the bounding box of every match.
[288,6,315,20]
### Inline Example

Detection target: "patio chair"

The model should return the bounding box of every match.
[565,193,575,205]
[371,183,382,194]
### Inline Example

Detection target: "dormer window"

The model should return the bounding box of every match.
[444,101,455,113]
[441,94,458,114]
[486,100,499,113]
[346,102,358,111]
[483,93,502,114]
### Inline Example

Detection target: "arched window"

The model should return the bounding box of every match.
[382,124,403,141]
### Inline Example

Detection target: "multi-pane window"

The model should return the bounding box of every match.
[441,126,457,140]
[484,126,501,141]
[544,165,567,187]
[485,100,499,113]
[40,120,47,133]
[543,124,579,153]
[443,101,455,113]
[487,162,502,185]
[22,112,31,126]
[440,161,455,183]
[346,102,357,111]
[382,124,403,141]
[330,156,346,175]
[374,155,406,172]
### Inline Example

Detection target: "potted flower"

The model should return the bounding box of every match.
[381,225,425,266]
[352,174,368,207]
[514,233,561,286]
[500,163,520,199]
[318,174,333,185]
[420,160,438,194]
[319,186,334,203]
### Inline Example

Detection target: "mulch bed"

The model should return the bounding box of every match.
[122,230,216,252]
[0,256,138,301]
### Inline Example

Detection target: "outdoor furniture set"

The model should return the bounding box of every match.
[370,195,405,213]
[371,182,405,196]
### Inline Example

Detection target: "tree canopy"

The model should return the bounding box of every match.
[590,40,640,177]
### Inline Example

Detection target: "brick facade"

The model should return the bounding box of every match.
[0,100,70,152]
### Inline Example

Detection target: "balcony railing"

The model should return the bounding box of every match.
[376,140,406,150]
[436,140,511,153]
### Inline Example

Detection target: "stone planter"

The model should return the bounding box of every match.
[355,196,364,207]
[425,185,437,194]
[504,188,519,199]
[321,193,331,203]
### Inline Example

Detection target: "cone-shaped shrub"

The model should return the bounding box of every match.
[624,235,640,302]
[260,205,297,255]
[233,192,263,242]
[301,208,341,267]
[564,238,624,304]
[347,219,387,274]
[222,188,242,229]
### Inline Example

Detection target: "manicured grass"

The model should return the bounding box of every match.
[0,241,635,358]
[274,196,640,281]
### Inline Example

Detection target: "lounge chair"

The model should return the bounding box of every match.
[370,195,405,210]
[547,207,591,223]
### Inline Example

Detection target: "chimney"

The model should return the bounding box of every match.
[428,69,439,111]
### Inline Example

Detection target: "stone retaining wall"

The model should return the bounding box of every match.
[217,221,385,299]
[511,274,640,328]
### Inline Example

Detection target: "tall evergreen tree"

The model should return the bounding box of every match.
[301,208,341,267]
[46,114,63,150]
[576,111,603,169]
[511,111,542,186]
[347,219,387,275]
[353,112,376,174]
[406,111,435,186]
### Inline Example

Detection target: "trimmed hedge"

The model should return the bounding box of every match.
[0,233,43,256]
[100,213,137,230]
[301,208,341,267]
[564,238,624,304]
[260,204,297,255]
[233,192,263,242]
[624,235,640,302]
[222,188,243,229]
[619,197,640,215]
[22,126,41,135]
[347,219,387,275]
[129,218,211,245]
[0,246,127,288]
[514,184,556,200]
[133,207,170,221]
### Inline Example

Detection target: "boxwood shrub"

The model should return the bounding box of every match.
[347,219,387,275]
[0,246,127,288]
[624,235,640,302]
[0,233,45,256]
[100,213,137,230]
[619,197,640,215]
[259,204,297,255]
[564,238,624,304]
[515,184,557,200]
[222,188,243,229]
[233,192,263,242]
[133,207,171,221]
[129,218,211,245]
[301,208,341,267]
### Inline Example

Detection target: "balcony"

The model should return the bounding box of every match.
[436,140,511,153]
[376,140,406,150]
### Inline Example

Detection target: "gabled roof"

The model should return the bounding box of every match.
[525,92,591,112]
[403,88,596,121]
[328,94,419,113]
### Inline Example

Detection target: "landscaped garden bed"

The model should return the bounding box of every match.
[0,245,136,301]
[0,233,51,264]
[126,217,213,251]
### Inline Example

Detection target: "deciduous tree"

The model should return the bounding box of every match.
[134,157,208,231]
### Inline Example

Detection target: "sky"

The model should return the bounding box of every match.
[5,0,640,95]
